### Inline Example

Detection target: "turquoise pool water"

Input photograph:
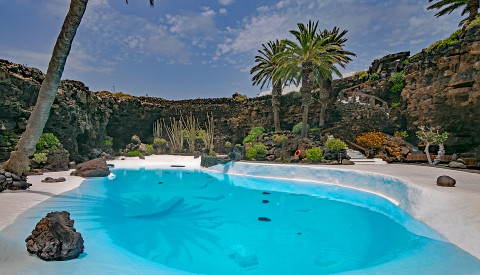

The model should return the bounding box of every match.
[1,168,479,274]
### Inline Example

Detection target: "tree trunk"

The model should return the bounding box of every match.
[318,79,331,127]
[425,142,432,165]
[433,143,445,165]
[272,81,282,132]
[2,0,88,175]
[300,62,314,137]
[468,0,479,25]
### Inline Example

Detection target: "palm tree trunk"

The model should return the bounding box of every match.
[468,0,479,25]
[272,81,282,132]
[2,0,88,175]
[300,62,314,137]
[318,79,331,127]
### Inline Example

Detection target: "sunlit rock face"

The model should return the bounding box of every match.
[402,25,480,154]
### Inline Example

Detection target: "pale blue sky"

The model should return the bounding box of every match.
[0,0,461,99]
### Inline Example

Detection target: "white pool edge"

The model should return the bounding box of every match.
[203,161,480,260]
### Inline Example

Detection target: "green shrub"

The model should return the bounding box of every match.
[390,72,405,93]
[209,150,217,157]
[127,150,141,156]
[311,127,321,132]
[243,127,265,145]
[36,133,60,153]
[246,147,257,160]
[467,16,480,30]
[233,94,247,102]
[292,122,310,135]
[358,72,369,81]
[153,137,167,148]
[253,143,267,159]
[225,141,232,148]
[391,102,400,110]
[243,134,256,145]
[273,134,288,145]
[32,153,48,164]
[250,127,265,136]
[394,130,409,139]
[145,144,154,155]
[426,29,462,52]
[306,148,323,163]
[369,73,380,81]
[325,138,347,152]
[102,139,113,147]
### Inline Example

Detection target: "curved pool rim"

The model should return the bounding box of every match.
[205,161,480,260]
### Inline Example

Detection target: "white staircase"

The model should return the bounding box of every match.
[347,148,388,165]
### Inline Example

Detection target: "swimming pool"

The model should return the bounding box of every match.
[0,166,479,274]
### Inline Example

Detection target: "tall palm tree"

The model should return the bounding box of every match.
[250,40,286,132]
[274,20,354,137]
[316,27,355,127]
[427,0,479,27]
[2,0,154,176]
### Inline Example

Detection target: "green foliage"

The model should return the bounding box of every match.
[394,130,409,139]
[273,134,288,145]
[353,70,368,79]
[145,144,154,155]
[425,29,462,53]
[233,94,248,102]
[416,126,449,145]
[311,127,321,132]
[391,102,400,110]
[368,73,380,81]
[325,138,347,152]
[102,139,113,147]
[208,150,217,157]
[306,147,323,162]
[245,147,257,160]
[153,137,167,148]
[263,136,269,141]
[250,127,265,136]
[292,122,309,135]
[243,135,256,145]
[292,92,302,100]
[467,16,480,29]
[358,72,369,81]
[253,143,267,159]
[32,153,48,164]
[224,141,232,148]
[389,72,405,93]
[243,127,265,145]
[36,133,60,153]
[127,150,142,157]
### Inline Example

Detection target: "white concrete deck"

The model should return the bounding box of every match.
[1,156,479,260]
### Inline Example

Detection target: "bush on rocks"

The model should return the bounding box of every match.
[306,148,323,163]
[325,138,347,152]
[292,122,309,135]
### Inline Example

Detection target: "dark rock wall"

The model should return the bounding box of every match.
[0,25,479,163]
[402,25,480,154]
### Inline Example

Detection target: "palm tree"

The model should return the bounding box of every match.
[2,0,154,176]
[316,27,355,127]
[250,40,286,132]
[427,0,479,27]
[274,20,354,137]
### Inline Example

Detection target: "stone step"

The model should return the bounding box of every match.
[346,148,367,159]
